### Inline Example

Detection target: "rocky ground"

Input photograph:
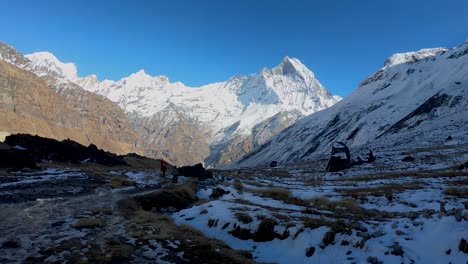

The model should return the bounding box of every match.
[0,166,254,263]
[0,142,467,263]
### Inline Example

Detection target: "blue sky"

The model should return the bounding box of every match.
[1,0,467,96]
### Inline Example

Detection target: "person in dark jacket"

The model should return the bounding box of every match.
[160,159,167,177]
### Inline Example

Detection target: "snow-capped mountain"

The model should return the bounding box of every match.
[22,50,340,166]
[234,41,468,167]
[93,57,339,166]
[77,56,339,135]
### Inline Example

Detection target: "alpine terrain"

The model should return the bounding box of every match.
[234,41,468,167]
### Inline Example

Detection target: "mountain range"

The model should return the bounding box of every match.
[0,41,340,166]
[1,40,467,168]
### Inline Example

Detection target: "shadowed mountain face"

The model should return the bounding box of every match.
[234,42,468,167]
[127,105,210,166]
[0,47,140,155]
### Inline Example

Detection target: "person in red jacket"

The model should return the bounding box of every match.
[160,159,167,178]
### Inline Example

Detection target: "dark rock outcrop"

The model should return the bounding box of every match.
[176,163,213,179]
[229,218,288,242]
[209,188,230,199]
[457,162,468,171]
[4,134,126,166]
[459,238,468,253]
[305,247,315,257]
[0,143,37,169]
[402,156,415,162]
[326,142,351,172]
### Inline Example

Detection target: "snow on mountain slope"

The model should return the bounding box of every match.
[234,41,468,167]
[76,56,339,138]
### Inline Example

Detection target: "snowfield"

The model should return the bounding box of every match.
[173,142,468,263]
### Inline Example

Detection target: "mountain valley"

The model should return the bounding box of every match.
[0,40,467,263]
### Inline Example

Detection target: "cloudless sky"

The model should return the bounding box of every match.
[1,0,467,96]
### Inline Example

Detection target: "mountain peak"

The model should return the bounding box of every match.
[25,51,78,81]
[127,69,152,80]
[125,69,170,85]
[271,56,314,80]
[135,69,147,75]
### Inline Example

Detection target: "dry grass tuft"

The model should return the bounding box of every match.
[339,169,467,182]
[252,187,291,200]
[337,183,424,200]
[233,180,243,192]
[268,170,291,177]
[304,196,366,219]
[235,212,253,224]
[105,176,135,188]
[272,212,291,222]
[73,217,105,229]
[250,186,311,206]
[443,187,468,198]
[134,179,199,211]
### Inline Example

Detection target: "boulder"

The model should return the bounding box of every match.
[209,188,230,199]
[390,243,404,256]
[322,231,336,247]
[326,142,351,172]
[459,238,468,253]
[253,218,277,242]
[402,156,415,162]
[305,247,315,257]
[457,162,468,171]
[270,161,278,167]
[176,163,213,179]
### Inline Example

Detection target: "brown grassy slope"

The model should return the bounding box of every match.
[0,60,140,155]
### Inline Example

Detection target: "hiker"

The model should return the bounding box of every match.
[172,166,178,183]
[160,159,167,177]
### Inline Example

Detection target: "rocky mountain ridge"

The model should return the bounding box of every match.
[0,42,141,155]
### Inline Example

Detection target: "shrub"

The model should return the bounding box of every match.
[233,180,243,192]
[444,187,468,197]
[73,218,105,229]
